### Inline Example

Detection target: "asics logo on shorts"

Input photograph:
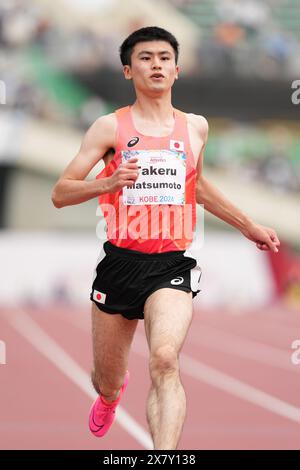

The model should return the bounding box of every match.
[170,277,184,285]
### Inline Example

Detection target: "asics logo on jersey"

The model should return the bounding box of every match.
[170,277,184,285]
[127,137,139,147]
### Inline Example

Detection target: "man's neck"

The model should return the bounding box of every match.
[132,94,174,123]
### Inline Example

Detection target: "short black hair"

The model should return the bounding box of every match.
[119,26,179,66]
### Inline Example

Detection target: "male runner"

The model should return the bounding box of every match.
[52,26,280,450]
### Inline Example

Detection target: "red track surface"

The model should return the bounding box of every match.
[1,302,300,450]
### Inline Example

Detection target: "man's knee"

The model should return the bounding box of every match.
[149,345,179,382]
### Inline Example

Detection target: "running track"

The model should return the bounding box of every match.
[1,302,300,450]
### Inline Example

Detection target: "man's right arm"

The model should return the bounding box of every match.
[51,114,138,208]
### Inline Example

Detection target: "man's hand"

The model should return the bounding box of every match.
[107,157,139,193]
[241,221,280,253]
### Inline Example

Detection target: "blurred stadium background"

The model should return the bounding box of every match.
[0,0,300,451]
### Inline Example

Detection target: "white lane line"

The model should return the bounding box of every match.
[63,311,298,373]
[60,310,300,425]
[7,309,153,450]
[188,324,299,373]
[132,332,300,425]
[181,353,300,424]
[195,315,300,342]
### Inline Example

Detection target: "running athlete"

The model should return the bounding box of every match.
[52,27,280,450]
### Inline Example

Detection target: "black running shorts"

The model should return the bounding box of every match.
[90,241,202,320]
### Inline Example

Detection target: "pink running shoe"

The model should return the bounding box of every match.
[89,371,129,437]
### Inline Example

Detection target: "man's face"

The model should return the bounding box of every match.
[123,40,179,94]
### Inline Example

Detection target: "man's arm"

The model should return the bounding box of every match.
[195,116,280,253]
[51,114,138,208]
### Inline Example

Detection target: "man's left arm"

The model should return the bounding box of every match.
[195,116,280,253]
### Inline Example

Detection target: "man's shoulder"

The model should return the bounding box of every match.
[83,112,118,149]
[93,112,117,130]
[89,112,117,140]
[180,112,209,144]
[185,112,209,136]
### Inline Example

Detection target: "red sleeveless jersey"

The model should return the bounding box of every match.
[96,105,197,253]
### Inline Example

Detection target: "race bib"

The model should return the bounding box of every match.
[122,149,186,205]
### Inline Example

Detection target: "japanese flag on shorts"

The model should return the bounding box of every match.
[93,289,106,304]
[170,139,184,151]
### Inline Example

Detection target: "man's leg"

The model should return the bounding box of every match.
[144,288,193,450]
[91,303,138,402]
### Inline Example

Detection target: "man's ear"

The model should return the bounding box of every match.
[123,65,132,80]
